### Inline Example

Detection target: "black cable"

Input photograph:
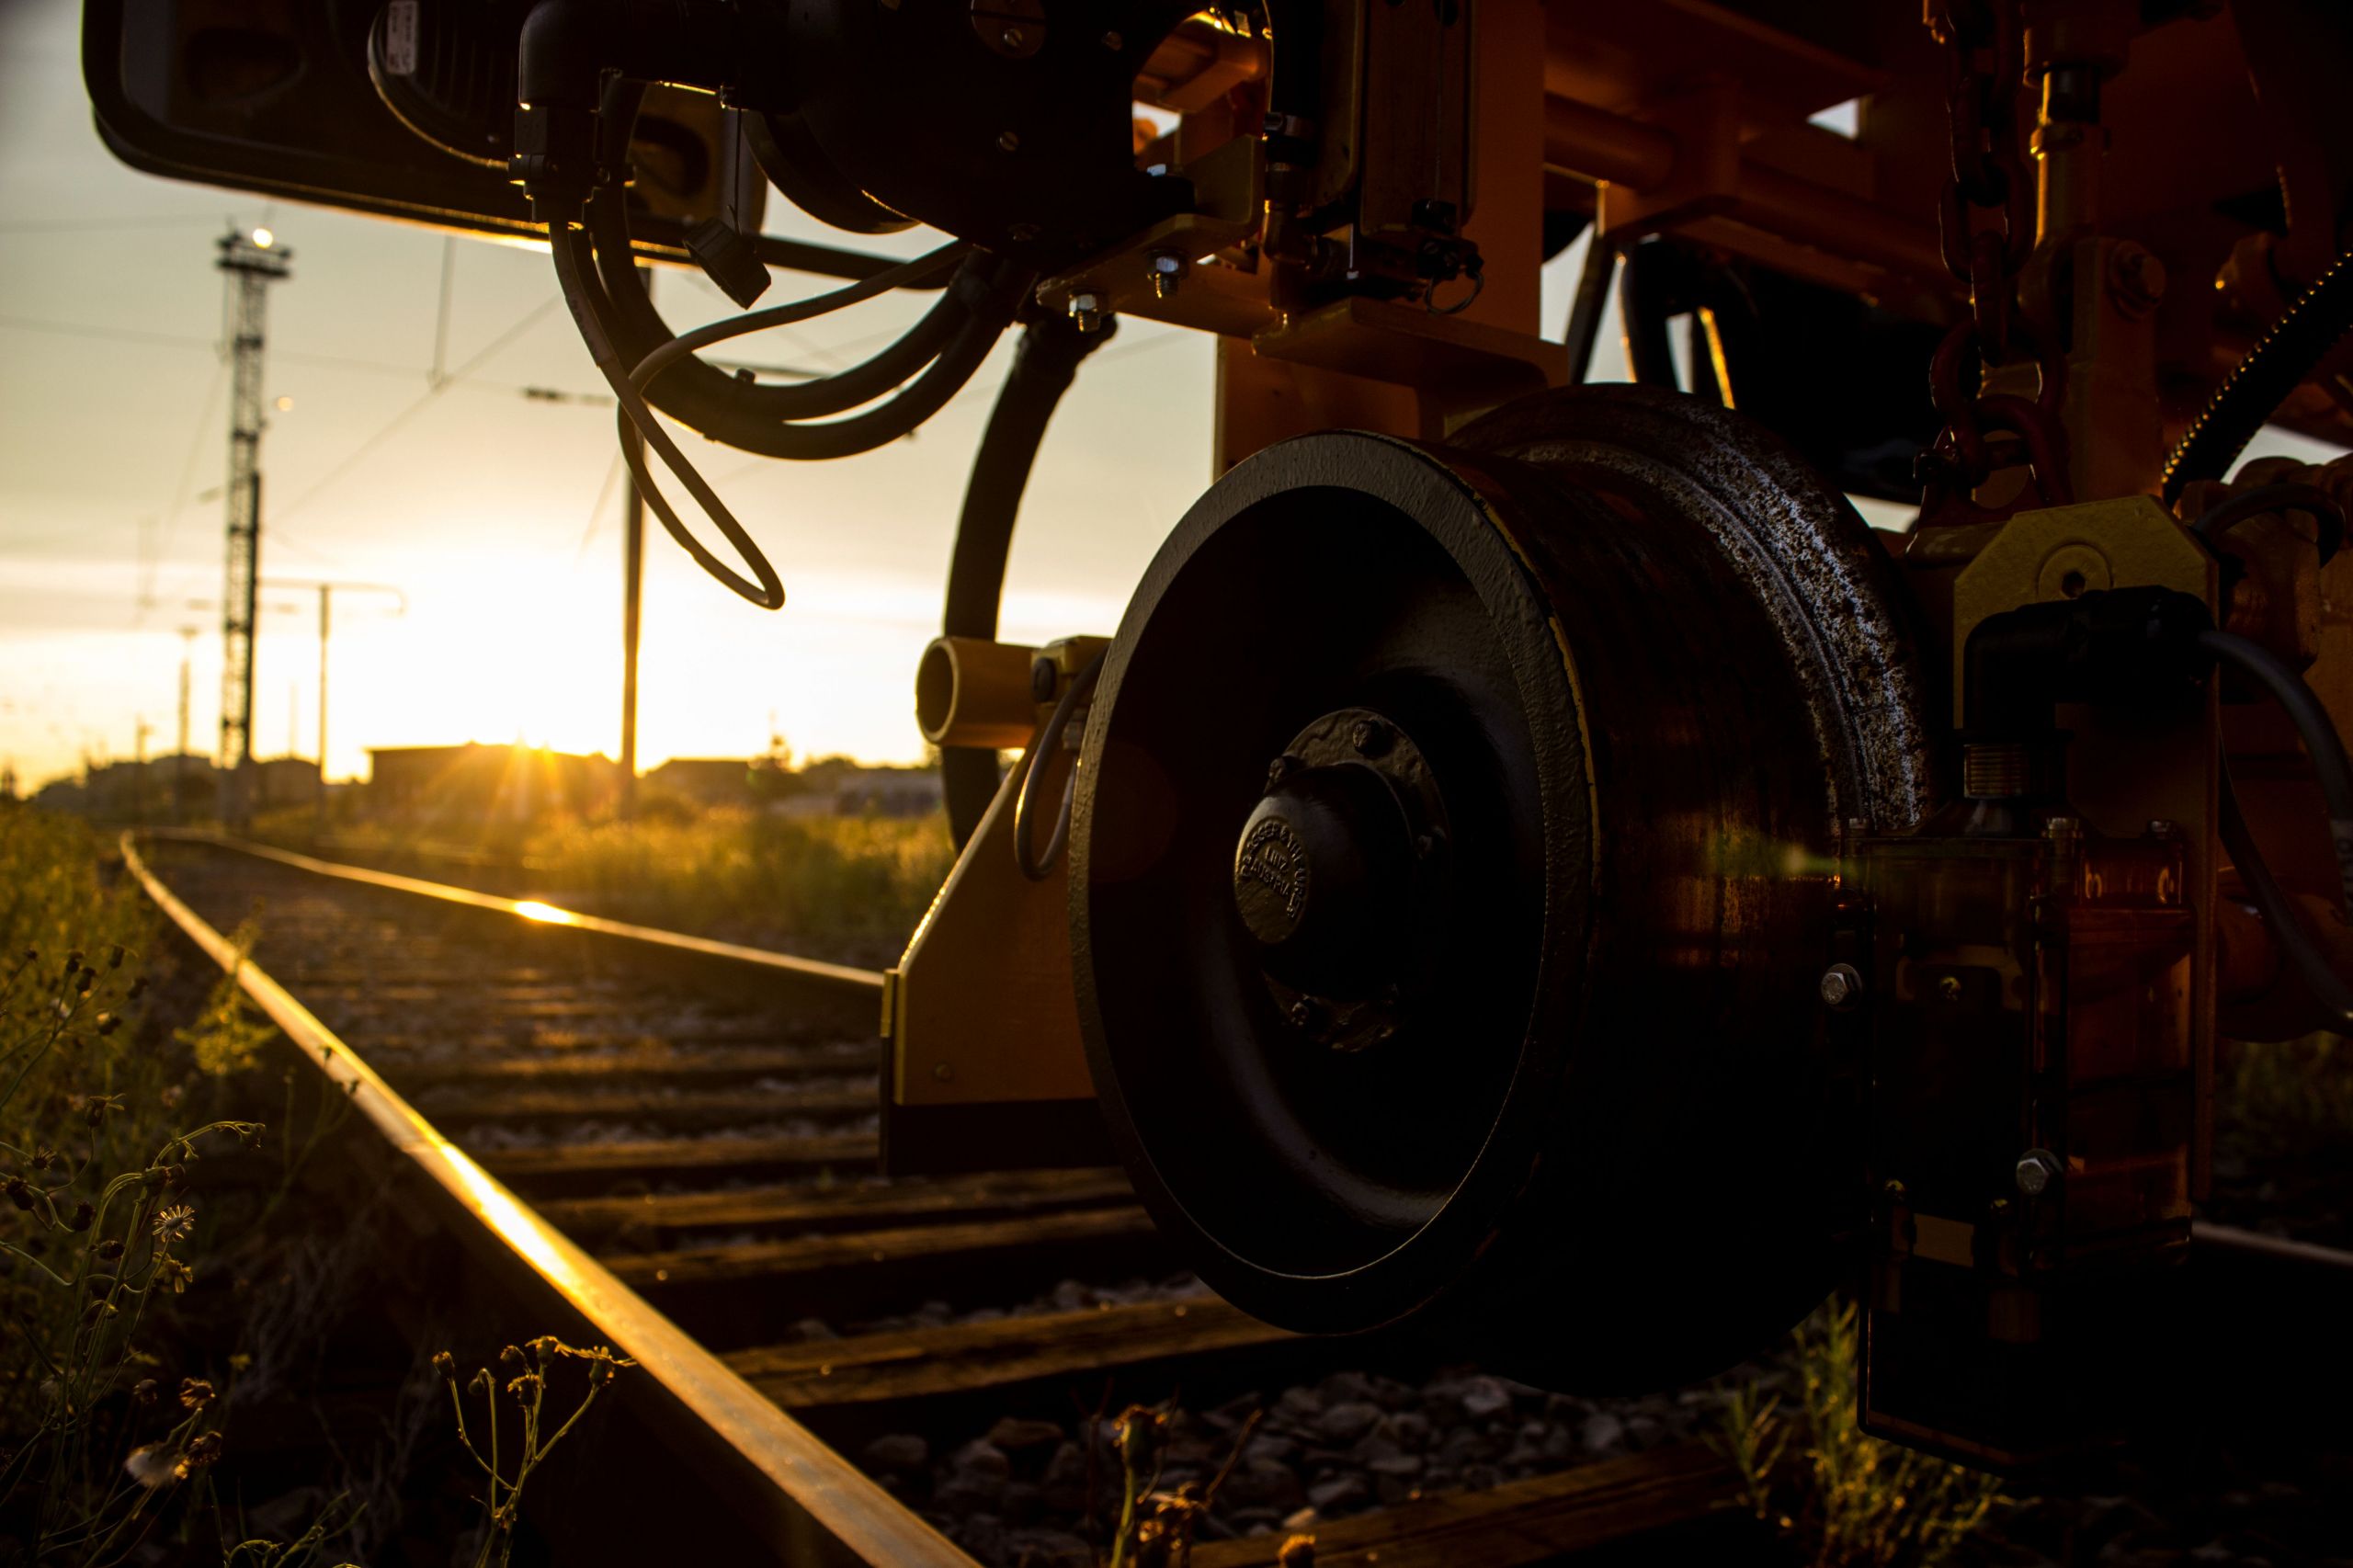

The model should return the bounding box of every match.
[1618,241,1681,389]
[585,77,1006,439]
[2219,764,2353,1032]
[1015,650,1108,881]
[1563,233,1617,385]
[553,224,785,607]
[939,314,1119,847]
[2200,628,2353,858]
[630,240,967,389]
[2161,246,2353,504]
[588,176,977,425]
[2189,481,2345,564]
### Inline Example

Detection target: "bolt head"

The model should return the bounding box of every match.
[1102,29,1123,49]
[1265,754,1300,791]
[1818,962,1863,1011]
[1936,973,1963,1004]
[2015,1149,2062,1197]
[996,130,1021,153]
[1287,999,1318,1031]
[1348,717,1392,756]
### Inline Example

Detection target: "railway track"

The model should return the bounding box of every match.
[124,832,1767,1567]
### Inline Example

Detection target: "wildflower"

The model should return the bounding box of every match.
[80,1093,123,1128]
[65,949,84,971]
[153,1204,197,1244]
[178,1377,215,1412]
[128,976,146,1000]
[66,1201,94,1233]
[96,1012,119,1036]
[499,1345,526,1373]
[107,945,124,970]
[157,1257,194,1294]
[123,1444,181,1489]
[587,1355,619,1390]
[431,1351,457,1382]
[29,1146,55,1170]
[83,1301,117,1325]
[75,967,97,995]
[4,1176,30,1212]
[506,1372,543,1402]
[97,1237,124,1261]
[131,1378,157,1405]
[183,1432,223,1470]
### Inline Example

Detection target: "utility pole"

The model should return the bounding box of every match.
[215,226,291,828]
[134,717,151,825]
[176,626,197,824]
[620,377,646,822]
[317,584,330,835]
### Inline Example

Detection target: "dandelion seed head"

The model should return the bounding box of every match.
[123,1443,182,1489]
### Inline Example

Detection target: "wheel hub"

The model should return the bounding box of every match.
[1070,386,1934,1389]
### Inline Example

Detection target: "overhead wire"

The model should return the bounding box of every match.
[267,297,563,526]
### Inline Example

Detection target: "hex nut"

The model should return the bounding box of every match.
[2015,1148,2063,1197]
[1818,962,1863,1011]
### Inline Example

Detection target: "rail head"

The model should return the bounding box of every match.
[120,831,968,1568]
[143,827,885,998]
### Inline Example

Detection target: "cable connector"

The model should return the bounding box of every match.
[511,100,600,223]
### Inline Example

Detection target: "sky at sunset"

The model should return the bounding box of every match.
[4,0,2336,793]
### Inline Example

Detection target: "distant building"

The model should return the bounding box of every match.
[642,755,943,818]
[644,756,761,807]
[366,744,621,824]
[254,756,320,809]
[785,757,943,819]
[33,754,221,821]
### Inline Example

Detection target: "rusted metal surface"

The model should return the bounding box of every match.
[121,832,978,1568]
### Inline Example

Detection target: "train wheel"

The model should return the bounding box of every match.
[1069,385,1934,1390]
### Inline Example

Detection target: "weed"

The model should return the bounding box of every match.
[434,1337,632,1568]
[1097,1400,1264,1568]
[1719,1300,2006,1568]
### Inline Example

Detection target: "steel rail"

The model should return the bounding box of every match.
[121,831,971,1567]
[143,826,882,1004]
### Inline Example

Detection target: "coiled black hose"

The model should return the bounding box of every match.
[939,314,1118,847]
[2160,247,2353,504]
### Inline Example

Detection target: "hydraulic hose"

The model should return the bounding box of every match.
[2199,627,2353,1025]
[2220,767,2353,1033]
[553,222,784,607]
[938,313,1118,846]
[2161,246,2353,503]
[586,182,980,425]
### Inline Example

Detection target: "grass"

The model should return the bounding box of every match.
[521,809,955,960]
[0,806,622,1563]
[1720,1300,2006,1568]
[251,802,957,966]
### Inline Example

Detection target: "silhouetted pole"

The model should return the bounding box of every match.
[176,626,196,824]
[214,227,291,828]
[620,392,645,822]
[316,584,331,835]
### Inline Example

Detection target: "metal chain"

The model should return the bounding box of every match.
[1919,0,2074,525]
